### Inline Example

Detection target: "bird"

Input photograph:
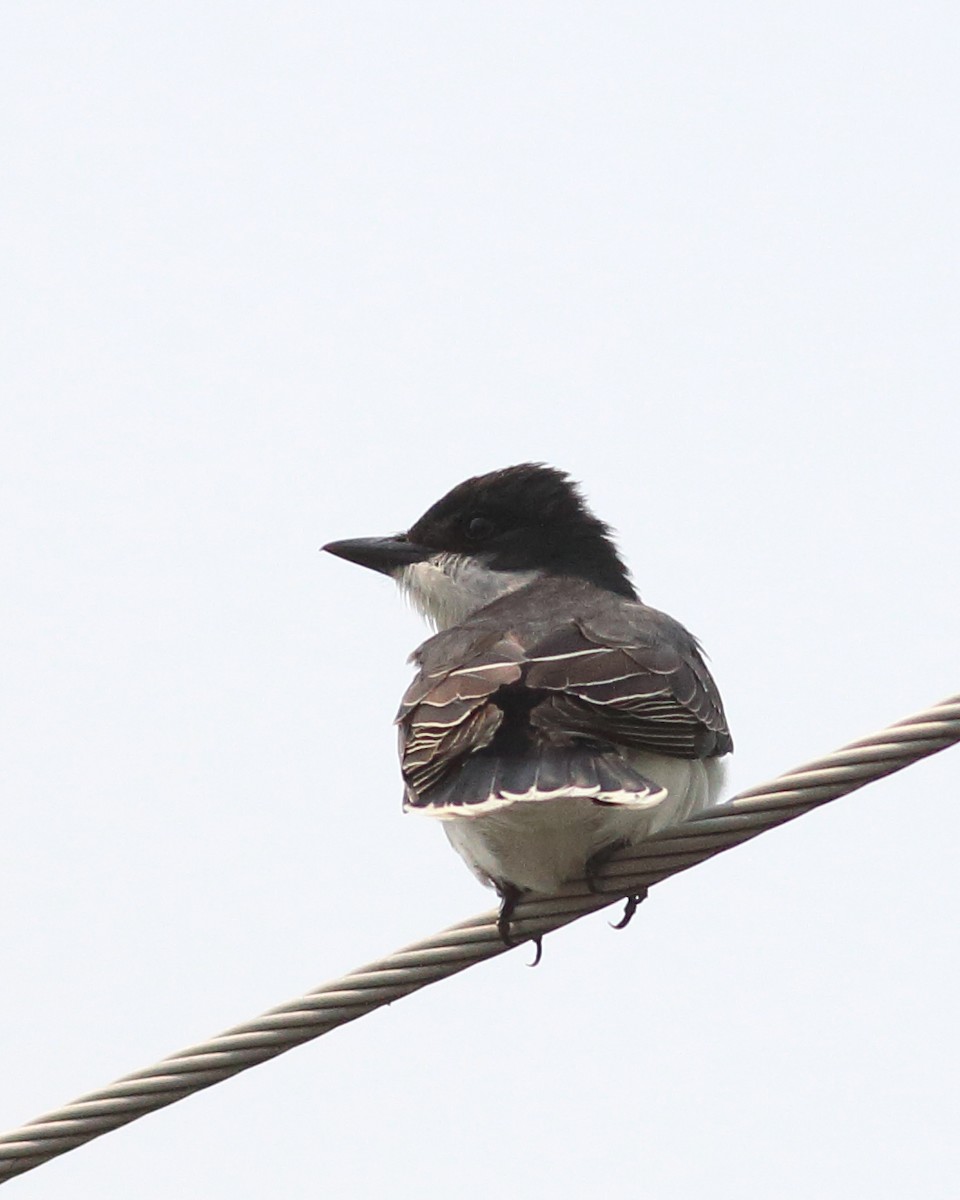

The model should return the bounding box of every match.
[323,463,731,960]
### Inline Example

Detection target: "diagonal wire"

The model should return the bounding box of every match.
[1,693,958,1184]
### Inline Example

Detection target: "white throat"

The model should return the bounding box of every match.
[398,554,538,630]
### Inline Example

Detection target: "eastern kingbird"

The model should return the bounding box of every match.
[324,464,731,958]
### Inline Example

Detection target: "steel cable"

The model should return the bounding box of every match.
[1,693,958,1184]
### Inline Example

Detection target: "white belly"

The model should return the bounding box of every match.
[437,754,727,895]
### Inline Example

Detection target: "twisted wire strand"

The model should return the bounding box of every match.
[1,693,958,1184]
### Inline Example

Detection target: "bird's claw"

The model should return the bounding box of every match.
[609,888,648,930]
[496,881,522,946]
[497,882,544,966]
[584,837,631,894]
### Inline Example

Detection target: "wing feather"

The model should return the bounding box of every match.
[397,596,731,810]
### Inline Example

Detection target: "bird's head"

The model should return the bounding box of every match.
[323,463,635,629]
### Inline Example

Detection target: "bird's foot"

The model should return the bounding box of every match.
[585,840,648,930]
[610,888,649,930]
[584,837,631,894]
[496,881,523,945]
[496,882,543,966]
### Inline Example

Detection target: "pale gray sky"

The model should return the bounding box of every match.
[2,3,959,1197]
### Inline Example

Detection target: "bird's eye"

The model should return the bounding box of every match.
[466,515,496,540]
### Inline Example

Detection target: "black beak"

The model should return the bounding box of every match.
[322,536,431,576]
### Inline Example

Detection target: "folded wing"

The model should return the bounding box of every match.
[397,604,731,814]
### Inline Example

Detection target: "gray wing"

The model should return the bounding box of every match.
[524,608,731,759]
[397,604,731,811]
[397,633,525,799]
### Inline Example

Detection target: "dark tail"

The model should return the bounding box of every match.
[405,746,666,813]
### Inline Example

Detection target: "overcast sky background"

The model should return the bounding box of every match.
[3,3,959,1197]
